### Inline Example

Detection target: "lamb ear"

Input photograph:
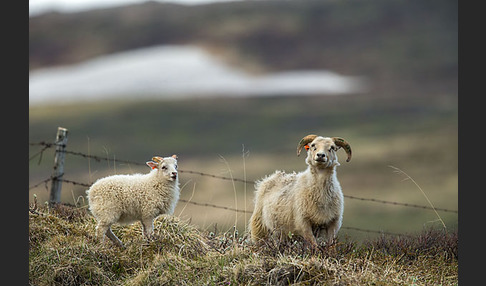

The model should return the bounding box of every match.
[146,161,158,170]
[171,154,178,159]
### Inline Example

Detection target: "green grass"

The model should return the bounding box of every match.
[29,203,457,285]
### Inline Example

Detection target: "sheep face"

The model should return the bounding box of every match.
[304,137,340,169]
[146,155,178,182]
[297,135,352,165]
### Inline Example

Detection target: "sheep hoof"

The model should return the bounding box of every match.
[101,238,125,249]
[325,238,338,248]
[108,238,125,249]
[143,233,155,243]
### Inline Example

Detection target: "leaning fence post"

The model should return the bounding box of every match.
[49,127,68,206]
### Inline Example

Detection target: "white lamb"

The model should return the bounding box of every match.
[86,155,180,248]
[249,135,352,248]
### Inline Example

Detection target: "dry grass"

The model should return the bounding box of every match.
[29,203,457,285]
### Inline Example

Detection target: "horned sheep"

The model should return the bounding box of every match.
[86,155,180,248]
[248,135,352,248]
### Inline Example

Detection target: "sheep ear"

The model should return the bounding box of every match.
[146,161,158,170]
[171,154,178,159]
[152,156,164,163]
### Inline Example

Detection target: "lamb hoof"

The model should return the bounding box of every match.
[144,234,155,242]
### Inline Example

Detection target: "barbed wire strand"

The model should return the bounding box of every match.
[29,177,442,237]
[179,199,252,214]
[28,177,52,190]
[28,177,412,237]
[343,194,457,214]
[29,141,55,147]
[29,141,458,214]
[63,149,251,184]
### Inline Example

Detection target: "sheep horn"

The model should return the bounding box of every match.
[332,137,352,162]
[296,134,318,156]
[152,156,164,164]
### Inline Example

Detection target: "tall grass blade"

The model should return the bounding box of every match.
[389,165,446,230]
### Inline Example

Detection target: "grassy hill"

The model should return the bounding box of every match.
[29,203,457,285]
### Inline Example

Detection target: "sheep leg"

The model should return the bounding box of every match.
[249,206,269,244]
[325,219,341,245]
[300,222,318,249]
[141,218,154,240]
[95,222,110,241]
[96,222,124,248]
[105,228,125,248]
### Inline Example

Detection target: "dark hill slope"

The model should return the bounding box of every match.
[30,0,457,86]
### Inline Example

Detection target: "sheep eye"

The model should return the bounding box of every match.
[311,144,315,148]
[161,166,167,170]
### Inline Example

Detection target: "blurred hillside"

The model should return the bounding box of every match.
[29,0,457,238]
[30,0,457,86]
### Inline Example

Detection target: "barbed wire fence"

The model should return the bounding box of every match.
[29,128,457,237]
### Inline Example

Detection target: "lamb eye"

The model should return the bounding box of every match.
[161,166,167,170]
[311,144,315,148]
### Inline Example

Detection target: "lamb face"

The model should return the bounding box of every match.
[146,155,178,182]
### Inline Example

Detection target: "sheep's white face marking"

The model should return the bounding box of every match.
[305,137,340,169]
[146,155,178,182]
[159,157,178,182]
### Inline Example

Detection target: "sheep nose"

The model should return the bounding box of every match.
[171,172,177,177]
[316,153,326,159]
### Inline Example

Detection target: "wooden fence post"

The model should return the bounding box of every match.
[49,127,68,206]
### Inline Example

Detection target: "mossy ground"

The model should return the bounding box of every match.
[29,203,457,285]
